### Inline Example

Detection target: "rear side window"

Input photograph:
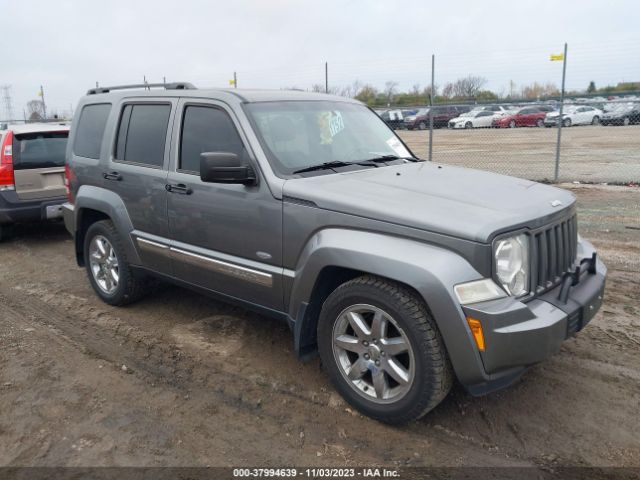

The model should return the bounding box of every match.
[179,106,245,173]
[73,103,111,159]
[115,104,171,167]
[12,131,68,169]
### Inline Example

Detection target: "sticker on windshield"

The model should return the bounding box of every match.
[386,136,411,158]
[318,111,345,145]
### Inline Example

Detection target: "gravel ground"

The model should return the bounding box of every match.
[0,185,638,469]
[398,125,640,183]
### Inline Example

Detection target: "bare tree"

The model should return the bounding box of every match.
[354,84,378,105]
[520,82,559,99]
[384,81,398,105]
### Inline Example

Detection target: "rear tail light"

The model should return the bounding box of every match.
[0,130,15,191]
[64,163,76,203]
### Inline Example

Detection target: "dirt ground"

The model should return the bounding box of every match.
[398,125,640,183]
[0,185,638,469]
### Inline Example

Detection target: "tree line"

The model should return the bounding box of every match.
[300,77,639,107]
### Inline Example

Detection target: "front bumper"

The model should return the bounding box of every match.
[460,242,606,395]
[0,190,66,225]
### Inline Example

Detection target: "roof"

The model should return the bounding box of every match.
[0,122,71,134]
[82,86,361,105]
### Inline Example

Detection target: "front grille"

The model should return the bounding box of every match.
[531,214,578,294]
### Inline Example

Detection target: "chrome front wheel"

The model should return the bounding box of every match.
[89,235,120,295]
[332,304,415,404]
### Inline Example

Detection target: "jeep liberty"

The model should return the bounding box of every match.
[63,83,606,423]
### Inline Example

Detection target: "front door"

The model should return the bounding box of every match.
[166,99,283,311]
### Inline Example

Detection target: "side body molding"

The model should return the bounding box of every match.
[72,185,141,266]
[287,228,488,386]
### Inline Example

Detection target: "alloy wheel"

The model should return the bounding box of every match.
[332,304,415,404]
[89,235,120,294]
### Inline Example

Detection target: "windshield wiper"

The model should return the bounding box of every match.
[357,154,421,164]
[292,160,362,174]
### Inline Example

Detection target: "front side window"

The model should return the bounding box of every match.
[179,106,246,173]
[73,103,111,159]
[115,104,171,167]
[245,101,413,177]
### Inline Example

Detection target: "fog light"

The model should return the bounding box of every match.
[466,317,485,352]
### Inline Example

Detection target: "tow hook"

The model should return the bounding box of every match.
[558,253,597,303]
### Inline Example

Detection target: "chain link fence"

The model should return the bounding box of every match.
[388,98,640,184]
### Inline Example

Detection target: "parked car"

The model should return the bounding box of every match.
[64,83,606,424]
[402,108,430,130]
[380,109,415,130]
[544,106,603,127]
[405,105,471,130]
[492,107,547,128]
[535,104,557,113]
[601,103,640,126]
[448,110,498,129]
[0,123,70,240]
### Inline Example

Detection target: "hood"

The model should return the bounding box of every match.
[404,116,417,122]
[283,162,575,243]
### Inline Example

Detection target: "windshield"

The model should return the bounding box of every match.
[245,101,414,176]
[12,131,68,169]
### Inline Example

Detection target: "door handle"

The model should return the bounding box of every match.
[103,171,122,181]
[165,183,193,195]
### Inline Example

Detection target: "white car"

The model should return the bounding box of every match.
[448,110,498,129]
[544,105,603,127]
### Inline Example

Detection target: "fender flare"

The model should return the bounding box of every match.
[288,228,487,386]
[73,185,141,266]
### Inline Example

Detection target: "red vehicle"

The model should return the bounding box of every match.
[492,107,547,128]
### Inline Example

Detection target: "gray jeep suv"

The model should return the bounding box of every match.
[63,83,606,424]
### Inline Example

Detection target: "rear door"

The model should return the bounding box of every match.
[105,98,176,274]
[12,129,68,200]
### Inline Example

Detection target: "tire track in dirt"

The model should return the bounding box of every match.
[0,284,528,467]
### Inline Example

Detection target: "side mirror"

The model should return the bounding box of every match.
[200,152,257,185]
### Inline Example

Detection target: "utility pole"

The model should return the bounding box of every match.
[1,85,14,121]
[325,62,328,94]
[40,85,47,120]
[234,71,237,89]
[554,43,568,182]
[428,54,435,162]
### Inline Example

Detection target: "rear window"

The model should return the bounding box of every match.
[115,104,171,168]
[73,103,112,159]
[12,131,68,169]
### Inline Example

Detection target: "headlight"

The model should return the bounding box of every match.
[494,234,529,296]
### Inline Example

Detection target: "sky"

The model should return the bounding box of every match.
[2,0,639,119]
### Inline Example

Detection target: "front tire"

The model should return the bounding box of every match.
[509,120,516,128]
[84,220,149,306]
[318,275,452,424]
[536,118,544,127]
[418,121,427,130]
[465,121,472,129]
[563,118,572,127]
[592,116,600,125]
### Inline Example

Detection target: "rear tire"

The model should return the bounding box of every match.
[536,118,544,127]
[623,117,630,126]
[591,116,600,125]
[509,120,516,128]
[84,220,149,306]
[318,275,452,424]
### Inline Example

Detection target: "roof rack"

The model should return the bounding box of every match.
[87,82,196,95]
